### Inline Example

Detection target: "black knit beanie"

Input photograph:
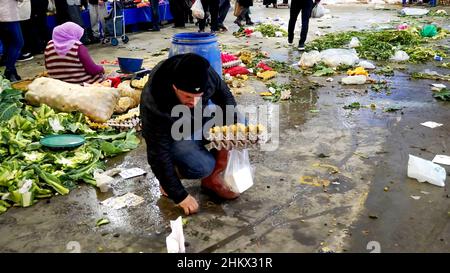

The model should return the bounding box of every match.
[172,53,210,94]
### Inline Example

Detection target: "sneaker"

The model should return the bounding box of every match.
[298,44,305,51]
[17,53,33,62]
[288,38,293,45]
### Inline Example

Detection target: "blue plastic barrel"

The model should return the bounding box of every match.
[169,33,222,78]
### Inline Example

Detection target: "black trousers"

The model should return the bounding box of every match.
[169,0,186,27]
[21,0,49,55]
[288,0,313,46]
[199,0,219,31]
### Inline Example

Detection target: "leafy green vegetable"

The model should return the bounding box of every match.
[313,66,335,77]
[343,102,362,110]
[0,90,140,213]
[433,88,450,101]
[96,218,110,227]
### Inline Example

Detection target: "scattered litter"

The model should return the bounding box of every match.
[400,8,430,16]
[312,163,340,174]
[384,187,389,192]
[94,168,122,192]
[96,218,110,227]
[420,121,443,129]
[390,50,410,62]
[299,176,331,187]
[420,24,438,38]
[101,193,145,209]
[299,50,322,68]
[432,155,450,166]
[326,78,334,82]
[349,37,360,48]
[358,60,376,70]
[166,216,185,253]
[420,191,430,195]
[321,48,359,67]
[341,75,367,85]
[411,195,421,200]
[430,83,446,91]
[369,214,378,219]
[347,67,369,76]
[119,168,146,179]
[407,155,446,187]
[354,152,369,159]
[331,182,341,185]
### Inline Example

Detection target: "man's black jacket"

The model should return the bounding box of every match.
[140,55,236,204]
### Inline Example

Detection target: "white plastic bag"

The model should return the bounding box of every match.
[358,60,376,70]
[407,155,446,187]
[349,37,360,48]
[320,48,359,67]
[400,8,429,16]
[224,149,254,194]
[191,0,205,20]
[390,50,409,62]
[166,217,186,253]
[341,75,367,85]
[298,50,321,68]
[312,4,325,18]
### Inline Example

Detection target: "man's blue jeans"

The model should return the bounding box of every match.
[0,22,24,74]
[171,140,216,179]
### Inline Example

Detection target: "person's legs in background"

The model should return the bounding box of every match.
[67,4,91,44]
[218,0,230,31]
[88,3,101,41]
[18,19,33,62]
[198,0,210,32]
[298,0,313,49]
[151,0,161,31]
[0,22,24,82]
[244,7,253,25]
[287,0,301,44]
[33,0,50,54]
[209,0,220,32]
[234,6,249,26]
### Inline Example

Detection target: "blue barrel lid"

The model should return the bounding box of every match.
[172,32,218,45]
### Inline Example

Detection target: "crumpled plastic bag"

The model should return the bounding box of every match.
[407,155,446,187]
[358,60,376,70]
[349,37,360,48]
[298,50,321,68]
[390,50,410,62]
[312,3,326,18]
[341,75,367,85]
[321,48,359,67]
[420,24,438,38]
[400,8,429,16]
[166,216,186,253]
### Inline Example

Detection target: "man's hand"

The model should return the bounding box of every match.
[178,195,199,215]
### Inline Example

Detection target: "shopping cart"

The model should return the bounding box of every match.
[104,0,129,46]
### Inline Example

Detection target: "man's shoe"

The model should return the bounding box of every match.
[234,20,243,27]
[246,21,254,26]
[17,53,34,62]
[288,38,293,45]
[298,44,305,51]
[201,150,240,200]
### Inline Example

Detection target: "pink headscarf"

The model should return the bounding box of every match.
[52,22,84,56]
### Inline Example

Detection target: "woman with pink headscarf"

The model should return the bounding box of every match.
[44,22,104,84]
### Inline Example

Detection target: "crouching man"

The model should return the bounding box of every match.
[140,53,239,216]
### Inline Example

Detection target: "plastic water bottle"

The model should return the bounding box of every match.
[434,55,443,62]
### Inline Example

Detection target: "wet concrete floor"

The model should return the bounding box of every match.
[0,3,449,253]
